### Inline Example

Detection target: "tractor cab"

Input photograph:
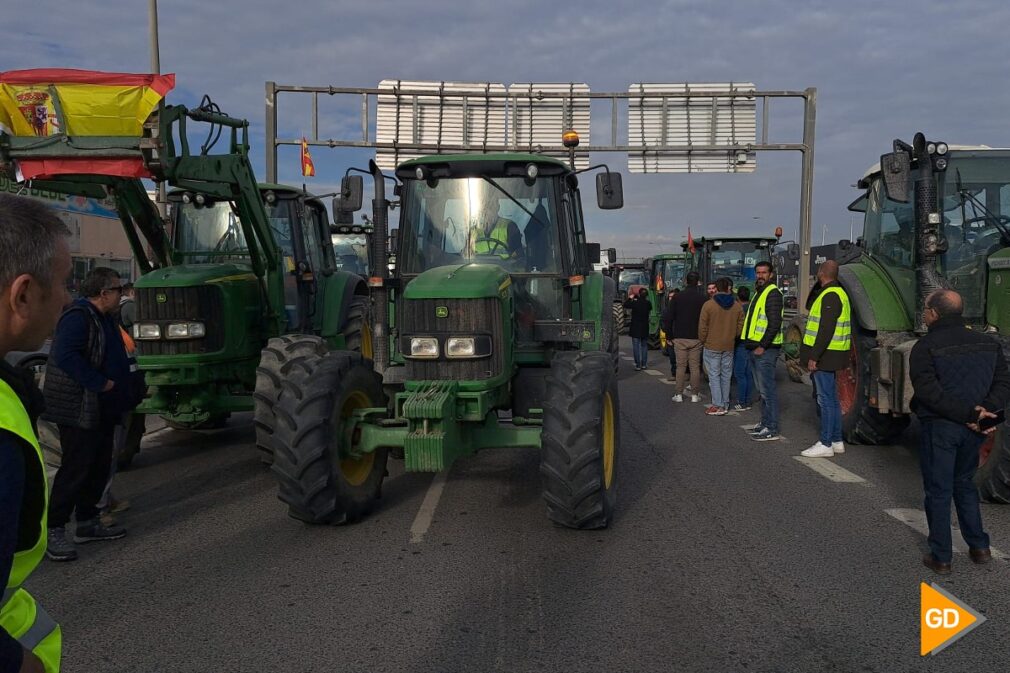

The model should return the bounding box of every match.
[684,236,777,294]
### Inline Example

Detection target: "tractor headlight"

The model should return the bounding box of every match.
[134,323,161,340]
[409,337,439,358]
[446,337,476,358]
[166,322,206,339]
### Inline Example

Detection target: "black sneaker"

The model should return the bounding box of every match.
[74,519,127,543]
[46,528,78,562]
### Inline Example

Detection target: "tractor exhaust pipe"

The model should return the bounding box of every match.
[369,160,390,373]
[911,133,949,333]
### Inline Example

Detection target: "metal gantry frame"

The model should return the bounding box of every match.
[265,82,817,302]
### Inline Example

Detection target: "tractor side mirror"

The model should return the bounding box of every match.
[786,243,800,261]
[337,175,364,213]
[333,208,354,226]
[596,172,624,210]
[388,228,399,256]
[607,247,617,264]
[880,150,911,203]
[587,242,602,264]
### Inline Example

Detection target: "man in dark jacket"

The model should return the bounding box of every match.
[623,287,652,370]
[799,261,850,457]
[0,195,70,673]
[666,271,707,403]
[911,289,1010,574]
[43,268,131,561]
[742,261,784,441]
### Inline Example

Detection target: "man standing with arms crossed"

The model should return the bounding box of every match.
[0,194,70,672]
[742,261,784,441]
[799,261,850,457]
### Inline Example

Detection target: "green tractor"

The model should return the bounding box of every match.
[270,149,626,529]
[788,133,1010,501]
[644,253,689,349]
[682,234,779,296]
[0,70,369,466]
[612,261,649,335]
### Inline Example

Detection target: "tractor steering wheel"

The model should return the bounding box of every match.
[473,237,509,256]
[963,215,1010,228]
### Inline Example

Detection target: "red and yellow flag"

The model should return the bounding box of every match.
[301,137,315,177]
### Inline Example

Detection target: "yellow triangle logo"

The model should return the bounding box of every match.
[921,582,985,655]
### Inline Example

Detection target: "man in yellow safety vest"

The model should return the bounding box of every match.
[0,194,71,673]
[798,260,852,458]
[471,198,524,264]
[740,261,785,441]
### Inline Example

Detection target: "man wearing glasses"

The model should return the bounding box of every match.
[42,268,131,562]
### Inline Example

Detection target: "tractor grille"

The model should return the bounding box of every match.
[399,298,504,380]
[135,286,225,355]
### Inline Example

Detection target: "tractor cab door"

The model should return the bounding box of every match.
[269,197,329,332]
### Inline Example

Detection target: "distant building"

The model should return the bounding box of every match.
[1,174,137,292]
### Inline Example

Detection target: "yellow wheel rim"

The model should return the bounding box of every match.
[602,391,615,490]
[360,317,374,361]
[340,390,375,486]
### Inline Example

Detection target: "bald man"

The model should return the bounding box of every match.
[799,261,851,458]
[910,289,1010,574]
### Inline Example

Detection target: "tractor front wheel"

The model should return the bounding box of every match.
[613,301,627,335]
[271,351,388,524]
[253,335,328,465]
[540,351,619,529]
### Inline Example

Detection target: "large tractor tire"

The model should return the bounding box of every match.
[783,315,807,383]
[340,295,373,359]
[648,330,661,351]
[977,423,1010,503]
[613,301,627,335]
[271,351,388,524]
[838,329,910,445]
[254,335,328,465]
[540,351,619,529]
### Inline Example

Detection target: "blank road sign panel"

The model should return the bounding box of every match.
[375,80,508,170]
[508,83,590,170]
[628,82,757,173]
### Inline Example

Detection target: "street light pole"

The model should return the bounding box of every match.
[149,0,166,218]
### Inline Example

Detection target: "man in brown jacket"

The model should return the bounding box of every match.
[699,277,744,415]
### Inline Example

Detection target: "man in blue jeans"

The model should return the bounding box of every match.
[741,262,784,441]
[732,286,753,410]
[910,289,1010,574]
[798,261,850,457]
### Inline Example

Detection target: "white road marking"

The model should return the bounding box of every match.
[643,369,663,376]
[885,508,1009,559]
[410,470,450,544]
[658,379,675,385]
[620,356,634,361]
[793,456,867,483]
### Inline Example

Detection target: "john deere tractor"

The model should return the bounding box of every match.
[682,234,779,296]
[612,260,649,334]
[785,132,1010,501]
[269,146,625,529]
[644,253,689,349]
[0,69,369,466]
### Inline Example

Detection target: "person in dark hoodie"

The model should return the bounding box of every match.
[666,271,707,403]
[698,277,744,414]
[623,287,652,370]
[741,261,785,441]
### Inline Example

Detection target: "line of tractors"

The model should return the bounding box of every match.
[4,69,1010,524]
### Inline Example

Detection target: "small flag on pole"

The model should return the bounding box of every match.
[687,227,696,254]
[300,137,315,177]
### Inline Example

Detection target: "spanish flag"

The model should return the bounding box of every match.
[0,68,175,179]
[301,137,315,177]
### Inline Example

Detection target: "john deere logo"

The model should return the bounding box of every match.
[435,306,448,318]
[156,293,167,304]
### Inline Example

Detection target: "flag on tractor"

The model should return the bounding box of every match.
[301,137,315,177]
[687,227,696,254]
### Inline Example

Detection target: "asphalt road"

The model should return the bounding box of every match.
[30,336,1010,672]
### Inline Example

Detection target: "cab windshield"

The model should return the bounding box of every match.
[618,268,648,293]
[332,233,369,276]
[654,258,688,290]
[399,176,561,274]
[172,197,309,265]
[707,243,769,287]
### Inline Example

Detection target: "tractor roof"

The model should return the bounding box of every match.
[395,153,570,179]
[857,145,999,184]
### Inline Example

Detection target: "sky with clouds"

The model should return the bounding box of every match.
[4,0,1009,257]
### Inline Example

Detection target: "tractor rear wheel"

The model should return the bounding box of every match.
[540,351,619,529]
[838,328,909,445]
[613,301,627,335]
[254,335,328,465]
[977,424,1010,503]
[271,351,388,524]
[648,330,661,350]
[783,315,807,383]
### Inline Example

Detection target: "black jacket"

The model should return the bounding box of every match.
[622,296,652,340]
[664,286,706,340]
[742,282,784,350]
[909,316,1010,424]
[798,281,849,371]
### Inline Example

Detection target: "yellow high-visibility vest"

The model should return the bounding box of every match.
[741,283,784,346]
[0,380,61,672]
[474,219,511,259]
[803,286,852,351]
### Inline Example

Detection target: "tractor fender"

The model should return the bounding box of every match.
[579,272,615,352]
[319,271,370,340]
[838,261,912,333]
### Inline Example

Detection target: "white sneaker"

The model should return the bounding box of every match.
[801,442,834,458]
[832,441,845,454]
[672,394,684,403]
[690,394,701,403]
